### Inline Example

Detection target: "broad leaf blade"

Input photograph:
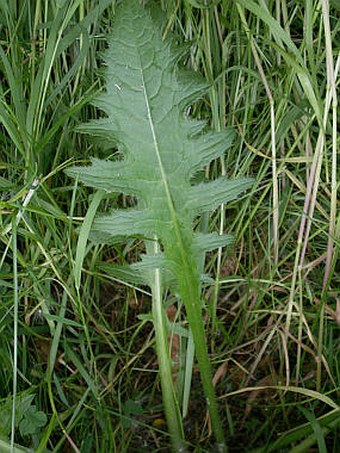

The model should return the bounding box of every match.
[66,1,253,447]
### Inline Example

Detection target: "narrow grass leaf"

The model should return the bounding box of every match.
[297,407,328,453]
[74,189,104,291]
[235,0,322,125]
[63,343,98,398]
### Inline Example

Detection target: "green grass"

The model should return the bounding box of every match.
[0,0,339,452]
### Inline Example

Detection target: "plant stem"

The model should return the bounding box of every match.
[179,263,227,451]
[150,239,186,452]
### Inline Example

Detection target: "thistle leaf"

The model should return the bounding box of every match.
[92,210,152,238]
[186,176,253,214]
[193,232,234,253]
[66,0,253,447]
[66,158,140,196]
[66,0,252,264]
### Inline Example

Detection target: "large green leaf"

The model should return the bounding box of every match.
[66,0,252,448]
[66,0,252,287]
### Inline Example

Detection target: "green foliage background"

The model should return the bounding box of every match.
[0,0,339,451]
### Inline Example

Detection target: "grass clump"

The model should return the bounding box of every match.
[0,0,339,452]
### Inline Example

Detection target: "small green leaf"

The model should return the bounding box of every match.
[121,399,144,429]
[0,394,35,438]
[19,406,47,437]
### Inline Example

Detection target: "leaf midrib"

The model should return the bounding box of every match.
[139,54,191,267]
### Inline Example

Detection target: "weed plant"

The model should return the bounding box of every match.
[0,0,339,452]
